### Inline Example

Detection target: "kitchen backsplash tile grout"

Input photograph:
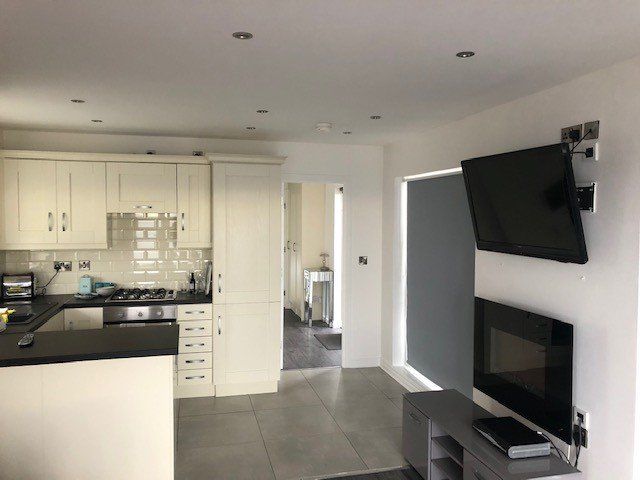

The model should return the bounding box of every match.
[2,213,211,295]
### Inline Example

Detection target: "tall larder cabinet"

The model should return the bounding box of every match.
[210,155,284,396]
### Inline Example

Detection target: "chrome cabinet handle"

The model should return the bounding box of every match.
[135,205,152,209]
[185,310,205,314]
[185,359,205,364]
[287,240,291,250]
[185,375,205,380]
[185,327,205,331]
[61,212,67,232]
[181,212,185,231]
[292,242,297,252]
[217,315,222,335]
[48,212,53,231]
[185,342,205,347]
[217,273,223,294]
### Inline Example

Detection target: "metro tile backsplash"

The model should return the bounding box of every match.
[2,213,211,295]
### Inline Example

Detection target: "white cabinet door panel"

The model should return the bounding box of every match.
[177,164,211,247]
[106,162,176,213]
[4,159,58,244]
[56,161,107,245]
[213,163,281,305]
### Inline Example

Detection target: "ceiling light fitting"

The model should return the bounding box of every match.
[70,99,85,103]
[91,119,103,123]
[245,126,256,130]
[232,31,253,40]
[315,122,333,133]
[456,51,475,58]
[343,131,352,135]
[256,109,269,114]
[369,115,382,120]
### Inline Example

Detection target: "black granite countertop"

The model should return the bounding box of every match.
[0,324,178,367]
[1,291,212,334]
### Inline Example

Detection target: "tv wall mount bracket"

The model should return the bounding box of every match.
[576,182,597,213]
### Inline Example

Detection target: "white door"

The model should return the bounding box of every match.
[213,302,280,391]
[56,161,107,246]
[106,162,177,213]
[4,159,58,245]
[177,164,211,248]
[213,163,281,305]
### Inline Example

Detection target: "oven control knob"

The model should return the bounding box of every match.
[118,313,125,318]
[138,312,143,317]
[157,311,163,316]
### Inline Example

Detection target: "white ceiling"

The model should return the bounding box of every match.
[2,0,640,145]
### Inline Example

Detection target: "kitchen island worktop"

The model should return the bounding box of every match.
[0,324,178,367]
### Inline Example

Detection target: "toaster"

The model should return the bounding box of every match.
[1,273,36,300]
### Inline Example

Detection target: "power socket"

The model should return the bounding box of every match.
[561,124,582,143]
[573,406,590,430]
[573,406,589,448]
[53,261,72,272]
[573,424,588,448]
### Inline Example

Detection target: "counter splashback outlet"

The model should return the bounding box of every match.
[3,213,212,295]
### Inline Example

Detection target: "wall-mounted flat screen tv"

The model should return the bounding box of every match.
[474,297,574,444]
[461,143,587,264]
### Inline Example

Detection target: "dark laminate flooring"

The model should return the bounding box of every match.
[283,308,342,370]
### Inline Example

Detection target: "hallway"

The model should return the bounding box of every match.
[283,309,342,370]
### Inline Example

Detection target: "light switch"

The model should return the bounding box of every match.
[358,256,368,266]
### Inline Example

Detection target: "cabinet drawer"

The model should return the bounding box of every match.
[463,450,501,480]
[177,352,213,370]
[177,368,212,386]
[179,320,212,337]
[402,398,430,479]
[178,304,212,321]
[178,336,212,353]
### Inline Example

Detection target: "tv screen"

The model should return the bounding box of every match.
[474,298,574,444]
[461,143,587,264]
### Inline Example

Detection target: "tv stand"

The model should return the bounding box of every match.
[402,390,581,480]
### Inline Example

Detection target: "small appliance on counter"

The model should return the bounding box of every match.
[74,275,99,300]
[1,273,36,301]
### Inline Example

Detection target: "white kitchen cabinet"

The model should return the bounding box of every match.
[177,164,211,248]
[212,161,282,396]
[2,159,107,249]
[106,162,177,213]
[213,302,281,396]
[3,159,58,245]
[175,302,214,398]
[56,161,107,246]
[213,163,281,305]
[63,308,103,331]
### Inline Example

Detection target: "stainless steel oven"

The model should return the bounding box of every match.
[103,305,177,328]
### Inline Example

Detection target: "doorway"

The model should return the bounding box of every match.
[282,182,344,370]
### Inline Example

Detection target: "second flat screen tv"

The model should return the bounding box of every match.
[461,143,588,263]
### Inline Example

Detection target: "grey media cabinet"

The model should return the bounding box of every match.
[403,390,581,480]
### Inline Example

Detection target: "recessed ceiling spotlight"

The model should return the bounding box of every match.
[343,131,352,135]
[369,115,382,120]
[233,31,253,40]
[315,122,333,133]
[456,51,475,58]
[91,119,103,123]
[70,99,85,103]
[245,126,256,130]
[256,109,269,114]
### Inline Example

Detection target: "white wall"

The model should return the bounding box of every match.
[2,130,384,367]
[382,56,640,479]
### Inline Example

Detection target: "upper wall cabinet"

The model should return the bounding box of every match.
[2,159,107,249]
[177,164,211,248]
[106,162,177,213]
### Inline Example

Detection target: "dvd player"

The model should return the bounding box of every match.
[473,417,551,459]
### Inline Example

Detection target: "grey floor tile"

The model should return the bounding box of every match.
[179,395,252,417]
[302,367,366,385]
[279,369,306,383]
[327,395,402,433]
[312,377,387,408]
[265,432,366,480]
[346,427,407,469]
[256,404,341,440]
[176,441,274,480]
[178,411,261,449]
[251,378,322,411]
[358,368,409,398]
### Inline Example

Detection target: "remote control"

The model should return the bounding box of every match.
[17,333,34,348]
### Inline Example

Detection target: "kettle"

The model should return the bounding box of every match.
[78,275,93,295]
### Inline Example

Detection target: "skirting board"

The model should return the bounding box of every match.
[342,356,381,369]
[174,383,215,399]
[215,380,277,397]
[380,359,434,393]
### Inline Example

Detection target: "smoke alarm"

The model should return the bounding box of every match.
[315,122,333,133]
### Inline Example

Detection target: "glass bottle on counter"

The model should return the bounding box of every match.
[189,272,196,294]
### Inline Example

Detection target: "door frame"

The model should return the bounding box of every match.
[281,173,349,368]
